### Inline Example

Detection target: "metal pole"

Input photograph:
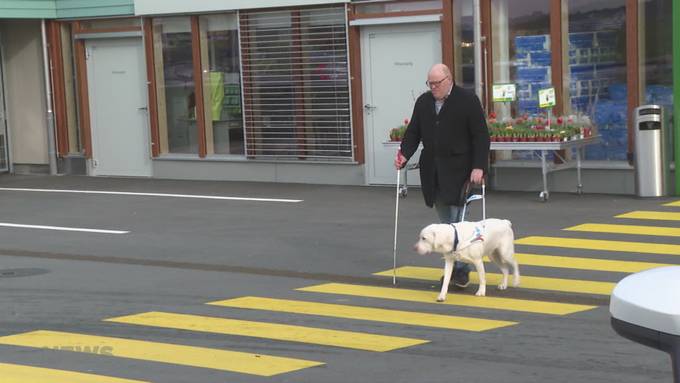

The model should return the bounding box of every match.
[41,20,58,175]
[473,0,483,100]
[674,0,680,195]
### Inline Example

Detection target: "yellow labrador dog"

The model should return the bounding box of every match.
[414,218,520,301]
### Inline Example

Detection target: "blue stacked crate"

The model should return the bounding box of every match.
[595,31,627,161]
[568,30,628,161]
[513,34,551,160]
[568,32,596,115]
[588,97,628,160]
[514,34,551,117]
[569,32,594,62]
[646,85,674,160]
[646,85,674,108]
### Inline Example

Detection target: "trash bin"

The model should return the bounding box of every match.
[634,105,668,197]
[610,266,680,382]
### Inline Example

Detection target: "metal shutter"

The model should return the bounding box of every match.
[239,5,352,161]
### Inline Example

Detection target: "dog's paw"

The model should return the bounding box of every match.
[436,295,446,302]
[475,289,486,297]
[497,283,508,290]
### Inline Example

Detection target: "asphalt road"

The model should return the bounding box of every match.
[0,174,676,383]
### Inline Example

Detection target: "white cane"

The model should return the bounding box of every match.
[392,168,401,285]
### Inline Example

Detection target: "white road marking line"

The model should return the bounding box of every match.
[0,188,303,203]
[0,222,129,234]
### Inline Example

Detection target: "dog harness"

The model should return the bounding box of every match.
[450,224,485,253]
[451,225,459,251]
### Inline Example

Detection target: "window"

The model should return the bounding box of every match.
[491,0,551,118]
[240,6,352,160]
[152,17,198,154]
[452,0,475,92]
[568,0,627,161]
[198,14,243,155]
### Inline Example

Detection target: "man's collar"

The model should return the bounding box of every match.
[445,83,453,98]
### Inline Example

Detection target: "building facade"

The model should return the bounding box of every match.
[0,0,677,195]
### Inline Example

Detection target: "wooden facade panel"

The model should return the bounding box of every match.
[348,10,364,164]
[143,19,160,157]
[190,16,207,158]
[47,20,70,156]
[549,0,564,115]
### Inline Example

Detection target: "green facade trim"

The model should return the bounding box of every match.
[675,0,680,195]
[55,0,133,18]
[0,0,133,19]
[0,0,56,18]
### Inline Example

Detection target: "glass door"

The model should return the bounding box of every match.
[0,43,8,172]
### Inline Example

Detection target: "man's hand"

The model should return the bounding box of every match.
[394,149,407,169]
[470,168,484,184]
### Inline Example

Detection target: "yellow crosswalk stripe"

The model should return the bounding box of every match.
[207,296,516,332]
[616,210,680,221]
[514,253,673,273]
[105,311,427,352]
[373,267,615,295]
[515,236,680,255]
[296,283,596,315]
[0,330,323,377]
[663,201,680,207]
[0,362,149,383]
[565,223,680,237]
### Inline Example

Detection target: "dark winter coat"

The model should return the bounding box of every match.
[400,85,490,207]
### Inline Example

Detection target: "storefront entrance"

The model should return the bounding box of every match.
[0,42,8,173]
[361,22,441,185]
[86,37,151,177]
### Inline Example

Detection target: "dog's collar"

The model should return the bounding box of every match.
[450,224,459,251]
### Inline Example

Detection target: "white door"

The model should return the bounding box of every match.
[86,38,151,177]
[361,22,441,185]
[0,42,8,172]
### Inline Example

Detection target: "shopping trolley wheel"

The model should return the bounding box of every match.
[539,191,549,202]
[398,186,408,198]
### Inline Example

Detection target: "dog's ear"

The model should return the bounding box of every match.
[432,224,454,253]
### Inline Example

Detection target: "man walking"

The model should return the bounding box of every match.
[394,63,490,289]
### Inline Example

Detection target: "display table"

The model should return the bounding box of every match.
[491,135,599,201]
[384,135,599,201]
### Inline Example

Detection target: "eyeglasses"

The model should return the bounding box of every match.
[426,76,449,88]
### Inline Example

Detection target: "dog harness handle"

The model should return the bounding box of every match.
[451,224,459,251]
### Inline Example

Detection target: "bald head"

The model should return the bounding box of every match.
[428,64,452,79]
[427,63,453,100]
